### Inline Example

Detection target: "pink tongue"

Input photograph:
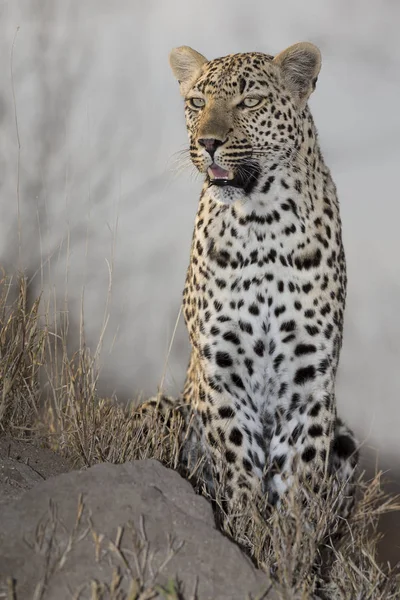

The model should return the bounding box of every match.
[210,164,230,179]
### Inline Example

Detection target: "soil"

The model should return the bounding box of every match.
[0,436,73,505]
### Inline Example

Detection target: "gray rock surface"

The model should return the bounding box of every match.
[0,459,274,599]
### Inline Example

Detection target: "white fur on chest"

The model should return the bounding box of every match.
[189,189,336,412]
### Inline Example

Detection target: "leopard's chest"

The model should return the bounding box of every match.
[184,231,289,400]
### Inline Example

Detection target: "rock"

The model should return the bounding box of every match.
[0,459,275,599]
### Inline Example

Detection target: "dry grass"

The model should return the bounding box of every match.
[1,274,400,599]
[0,273,45,434]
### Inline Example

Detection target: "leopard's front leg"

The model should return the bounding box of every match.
[265,388,336,506]
[194,371,267,515]
[266,384,358,517]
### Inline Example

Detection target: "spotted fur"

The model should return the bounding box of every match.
[144,43,358,517]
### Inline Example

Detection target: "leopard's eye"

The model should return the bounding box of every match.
[188,97,206,109]
[239,97,263,109]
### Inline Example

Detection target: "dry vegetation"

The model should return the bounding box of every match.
[1,272,400,599]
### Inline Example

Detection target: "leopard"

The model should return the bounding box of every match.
[140,42,359,521]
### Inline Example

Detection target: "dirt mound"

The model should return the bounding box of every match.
[0,437,72,505]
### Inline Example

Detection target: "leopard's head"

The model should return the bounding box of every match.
[170,43,321,205]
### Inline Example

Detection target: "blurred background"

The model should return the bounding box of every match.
[0,0,399,560]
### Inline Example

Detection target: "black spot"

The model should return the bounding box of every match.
[274,305,286,317]
[282,334,296,343]
[273,353,285,371]
[290,393,301,409]
[203,344,212,359]
[214,300,223,312]
[231,373,245,389]
[223,331,240,345]
[254,431,266,451]
[280,319,296,332]
[215,351,233,368]
[302,446,316,463]
[217,427,226,443]
[313,483,320,494]
[295,248,322,270]
[294,179,302,193]
[280,178,289,189]
[249,303,260,316]
[270,454,286,475]
[284,224,297,236]
[254,339,265,357]
[208,377,223,393]
[268,489,279,506]
[308,424,323,437]
[294,343,317,356]
[218,315,231,323]
[262,175,275,194]
[333,435,357,459]
[302,283,313,294]
[239,320,253,335]
[320,303,331,316]
[290,423,303,444]
[244,357,254,376]
[309,402,321,417]
[243,457,253,472]
[226,449,236,463]
[279,255,287,266]
[305,325,319,336]
[318,358,330,374]
[294,365,316,385]
[229,427,243,446]
[278,382,288,398]
[250,249,259,263]
[218,406,235,419]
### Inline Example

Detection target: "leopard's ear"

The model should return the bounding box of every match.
[273,42,321,108]
[169,46,208,95]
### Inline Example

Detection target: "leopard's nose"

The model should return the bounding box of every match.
[198,137,224,159]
